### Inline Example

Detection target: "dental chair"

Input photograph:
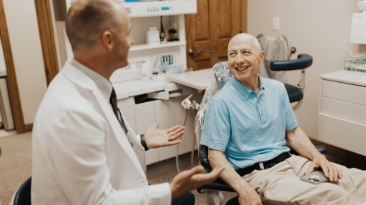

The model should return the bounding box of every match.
[271,54,312,110]
[195,55,326,205]
[9,176,32,205]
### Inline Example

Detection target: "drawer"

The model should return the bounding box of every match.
[117,97,135,120]
[318,113,366,156]
[322,80,366,106]
[320,97,366,125]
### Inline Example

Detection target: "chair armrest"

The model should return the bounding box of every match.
[198,145,235,193]
[270,54,313,71]
[199,145,213,172]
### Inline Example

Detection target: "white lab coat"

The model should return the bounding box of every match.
[32,61,171,205]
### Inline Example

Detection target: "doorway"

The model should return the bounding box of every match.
[185,0,247,70]
[0,0,25,134]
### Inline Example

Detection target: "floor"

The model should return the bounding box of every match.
[2,130,365,205]
[0,132,236,205]
[0,129,16,138]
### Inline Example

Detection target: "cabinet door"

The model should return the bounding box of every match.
[155,100,177,161]
[118,97,137,132]
[135,100,159,165]
[117,97,135,120]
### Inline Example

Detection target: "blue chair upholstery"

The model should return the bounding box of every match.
[13,177,31,205]
[270,54,313,105]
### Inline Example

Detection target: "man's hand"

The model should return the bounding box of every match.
[306,155,343,183]
[286,126,342,183]
[144,123,185,149]
[170,165,224,199]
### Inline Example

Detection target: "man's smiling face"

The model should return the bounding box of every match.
[227,34,264,88]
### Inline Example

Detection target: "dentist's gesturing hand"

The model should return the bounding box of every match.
[170,165,225,199]
[144,123,185,149]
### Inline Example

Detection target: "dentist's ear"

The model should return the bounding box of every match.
[101,31,113,49]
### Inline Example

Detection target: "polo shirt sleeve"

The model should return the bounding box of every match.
[280,84,298,131]
[200,98,231,152]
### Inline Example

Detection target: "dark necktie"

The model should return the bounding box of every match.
[110,87,128,134]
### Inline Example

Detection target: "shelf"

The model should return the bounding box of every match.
[117,0,197,17]
[130,41,186,52]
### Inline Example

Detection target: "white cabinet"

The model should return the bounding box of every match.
[110,0,197,82]
[318,70,366,156]
[59,0,197,73]
[118,96,197,165]
[135,100,159,165]
[120,0,197,17]
[113,0,198,165]
[113,14,187,81]
[117,97,136,131]
[154,99,177,161]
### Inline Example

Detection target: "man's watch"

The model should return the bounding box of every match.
[140,134,149,151]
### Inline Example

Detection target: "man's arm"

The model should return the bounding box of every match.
[286,126,342,182]
[208,148,262,205]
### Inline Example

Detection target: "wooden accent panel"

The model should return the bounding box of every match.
[211,0,241,39]
[240,0,247,33]
[194,0,209,41]
[194,60,211,71]
[0,0,28,133]
[186,0,247,70]
[34,0,59,85]
[218,56,228,62]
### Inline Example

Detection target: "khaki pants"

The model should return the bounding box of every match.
[243,155,366,205]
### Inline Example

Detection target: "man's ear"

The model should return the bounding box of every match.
[101,31,113,50]
[258,51,265,62]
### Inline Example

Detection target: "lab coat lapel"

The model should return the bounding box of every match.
[62,63,147,175]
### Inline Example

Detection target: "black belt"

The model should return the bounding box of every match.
[236,152,291,176]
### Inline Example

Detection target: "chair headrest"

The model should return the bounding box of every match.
[270,54,313,71]
[212,61,232,89]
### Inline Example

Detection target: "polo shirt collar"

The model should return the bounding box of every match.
[230,75,266,99]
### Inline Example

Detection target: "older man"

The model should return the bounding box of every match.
[201,33,366,205]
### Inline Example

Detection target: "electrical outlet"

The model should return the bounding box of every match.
[273,16,280,31]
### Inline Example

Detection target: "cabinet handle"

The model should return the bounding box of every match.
[188,48,202,57]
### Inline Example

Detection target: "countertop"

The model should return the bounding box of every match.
[113,79,167,99]
[168,68,211,91]
[112,68,212,99]
[320,70,366,87]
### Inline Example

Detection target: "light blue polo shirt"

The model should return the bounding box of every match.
[200,76,298,169]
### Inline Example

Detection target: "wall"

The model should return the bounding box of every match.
[247,0,364,138]
[1,0,364,133]
[3,0,47,125]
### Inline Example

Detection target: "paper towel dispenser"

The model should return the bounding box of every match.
[350,13,366,44]
[350,1,366,44]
